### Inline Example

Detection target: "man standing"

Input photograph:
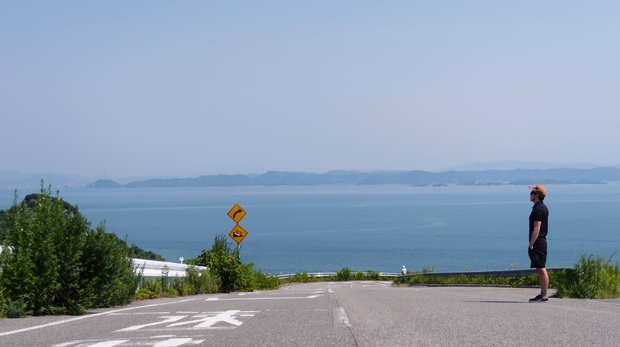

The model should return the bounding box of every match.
[528,184,549,302]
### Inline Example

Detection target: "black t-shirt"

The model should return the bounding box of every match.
[529,201,549,242]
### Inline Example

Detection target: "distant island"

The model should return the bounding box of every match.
[87,168,620,188]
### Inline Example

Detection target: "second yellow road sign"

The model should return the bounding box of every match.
[228,224,248,244]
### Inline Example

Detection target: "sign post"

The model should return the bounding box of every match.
[227,204,247,253]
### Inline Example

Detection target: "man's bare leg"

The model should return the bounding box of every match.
[537,267,549,298]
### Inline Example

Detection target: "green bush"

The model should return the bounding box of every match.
[181,266,218,295]
[79,224,140,309]
[364,270,381,280]
[330,268,384,281]
[135,279,163,300]
[191,235,245,293]
[288,272,316,283]
[135,270,187,300]
[2,297,28,318]
[189,234,280,293]
[555,254,620,299]
[214,251,244,292]
[336,267,353,281]
[239,265,280,291]
[0,183,139,316]
[252,269,280,290]
[135,266,220,300]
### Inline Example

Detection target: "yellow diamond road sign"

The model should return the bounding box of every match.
[229,224,248,244]
[227,204,246,223]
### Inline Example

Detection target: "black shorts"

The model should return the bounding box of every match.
[528,241,547,268]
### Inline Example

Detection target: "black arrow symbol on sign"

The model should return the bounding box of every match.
[232,209,244,219]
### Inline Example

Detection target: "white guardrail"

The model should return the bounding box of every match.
[0,248,205,278]
[132,258,207,278]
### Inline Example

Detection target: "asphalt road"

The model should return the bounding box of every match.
[1,281,619,346]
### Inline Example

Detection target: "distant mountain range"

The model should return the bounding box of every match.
[86,167,620,188]
[3,166,620,189]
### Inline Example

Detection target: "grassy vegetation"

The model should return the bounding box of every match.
[133,265,282,300]
[134,266,217,300]
[133,234,282,301]
[554,253,620,299]
[393,253,620,300]
[393,273,546,287]
[279,268,390,284]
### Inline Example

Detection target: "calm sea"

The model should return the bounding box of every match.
[1,184,619,274]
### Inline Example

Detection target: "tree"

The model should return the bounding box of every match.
[0,183,139,316]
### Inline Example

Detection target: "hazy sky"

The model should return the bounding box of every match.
[2,1,619,178]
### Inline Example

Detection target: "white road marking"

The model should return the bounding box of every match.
[241,290,323,295]
[53,341,94,347]
[336,307,352,328]
[206,294,321,301]
[54,338,206,347]
[117,316,187,332]
[85,341,129,347]
[115,310,258,332]
[277,290,324,295]
[0,298,201,337]
[153,338,199,347]
[167,310,258,329]
[109,312,171,316]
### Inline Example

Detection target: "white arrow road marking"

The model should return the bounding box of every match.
[116,316,187,332]
[167,310,258,329]
[114,310,258,332]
